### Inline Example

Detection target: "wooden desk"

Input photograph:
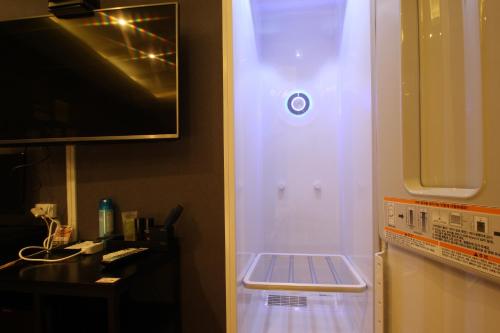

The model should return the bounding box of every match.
[0,242,179,333]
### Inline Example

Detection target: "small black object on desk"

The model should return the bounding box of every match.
[0,240,180,333]
[134,205,183,243]
[150,205,184,244]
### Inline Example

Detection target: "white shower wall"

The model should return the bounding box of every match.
[259,64,343,254]
[234,0,264,281]
[338,0,374,286]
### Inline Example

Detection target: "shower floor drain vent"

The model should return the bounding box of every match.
[267,295,307,308]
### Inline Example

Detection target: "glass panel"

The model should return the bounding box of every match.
[419,0,482,188]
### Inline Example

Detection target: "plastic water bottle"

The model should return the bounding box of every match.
[99,198,114,237]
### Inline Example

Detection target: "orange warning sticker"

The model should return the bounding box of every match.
[384,196,500,215]
[384,226,500,277]
[384,226,439,256]
[383,197,500,279]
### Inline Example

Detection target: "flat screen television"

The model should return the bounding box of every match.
[0,3,179,145]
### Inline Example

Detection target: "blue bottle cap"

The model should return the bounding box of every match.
[99,198,113,210]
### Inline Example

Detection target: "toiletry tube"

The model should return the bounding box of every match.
[135,218,146,241]
[144,218,155,241]
[122,211,138,241]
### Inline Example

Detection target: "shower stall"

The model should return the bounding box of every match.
[228,0,375,332]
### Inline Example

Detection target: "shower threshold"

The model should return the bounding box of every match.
[243,253,366,293]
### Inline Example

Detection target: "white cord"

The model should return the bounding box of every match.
[18,215,82,263]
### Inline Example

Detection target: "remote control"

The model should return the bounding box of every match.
[101,247,149,265]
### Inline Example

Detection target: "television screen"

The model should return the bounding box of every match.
[0,3,178,145]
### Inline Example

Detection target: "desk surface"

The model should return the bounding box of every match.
[0,242,179,333]
[0,245,175,291]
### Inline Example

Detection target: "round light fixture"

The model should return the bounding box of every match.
[287,92,310,115]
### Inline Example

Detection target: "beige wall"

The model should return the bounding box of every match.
[0,1,226,332]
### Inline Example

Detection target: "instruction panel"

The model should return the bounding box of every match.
[383,197,500,281]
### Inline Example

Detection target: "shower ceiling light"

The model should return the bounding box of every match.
[287,92,311,115]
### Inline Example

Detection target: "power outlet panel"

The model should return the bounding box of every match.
[383,197,500,283]
[35,203,58,218]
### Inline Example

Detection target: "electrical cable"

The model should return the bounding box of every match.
[0,249,46,270]
[18,210,82,263]
[9,146,51,196]
[10,147,51,174]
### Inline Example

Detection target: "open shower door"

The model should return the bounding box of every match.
[377,0,500,332]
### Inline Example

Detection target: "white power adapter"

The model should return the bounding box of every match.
[65,241,104,254]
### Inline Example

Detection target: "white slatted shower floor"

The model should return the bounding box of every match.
[243,253,366,292]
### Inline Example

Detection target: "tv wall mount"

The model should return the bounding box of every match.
[48,0,100,18]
